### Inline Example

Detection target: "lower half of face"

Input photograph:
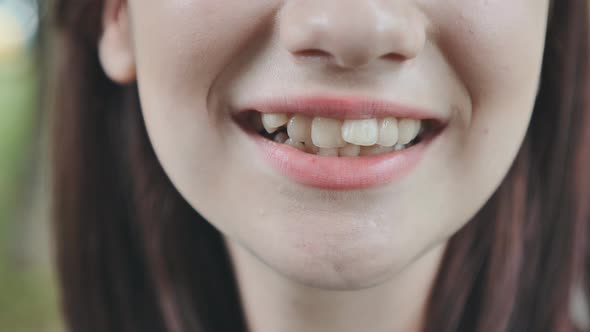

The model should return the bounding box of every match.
[126,0,549,289]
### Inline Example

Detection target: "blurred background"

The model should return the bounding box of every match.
[0,0,62,331]
[0,1,588,332]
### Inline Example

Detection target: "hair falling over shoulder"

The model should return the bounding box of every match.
[48,0,589,331]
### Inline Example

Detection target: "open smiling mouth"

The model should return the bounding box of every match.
[233,97,448,190]
[237,111,443,157]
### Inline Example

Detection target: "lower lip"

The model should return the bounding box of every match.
[246,130,437,190]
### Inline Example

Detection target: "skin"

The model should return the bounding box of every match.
[99,1,550,331]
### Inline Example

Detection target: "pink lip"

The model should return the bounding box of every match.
[237,96,445,190]
[240,95,446,121]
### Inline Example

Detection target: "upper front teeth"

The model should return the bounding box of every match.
[260,112,422,153]
[376,118,399,146]
[341,118,379,146]
[287,114,312,143]
[311,117,347,148]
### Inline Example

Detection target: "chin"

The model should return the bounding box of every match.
[246,216,420,290]
[268,249,410,291]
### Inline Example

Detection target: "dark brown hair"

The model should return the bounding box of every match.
[49,1,590,331]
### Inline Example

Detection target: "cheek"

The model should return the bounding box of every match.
[127,0,279,127]
[129,1,277,86]
[414,0,549,227]
[424,0,548,152]
[125,1,280,193]
[435,2,549,245]
[428,0,548,106]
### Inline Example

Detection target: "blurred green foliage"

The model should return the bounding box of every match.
[0,50,61,331]
[0,54,35,223]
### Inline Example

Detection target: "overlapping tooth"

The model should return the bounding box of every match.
[397,119,421,145]
[317,148,339,157]
[266,112,421,156]
[360,145,394,156]
[377,117,399,147]
[287,114,312,143]
[311,117,346,148]
[341,119,379,146]
[339,144,361,157]
[262,113,289,133]
[284,138,305,151]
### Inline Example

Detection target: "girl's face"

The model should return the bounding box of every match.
[102,0,549,288]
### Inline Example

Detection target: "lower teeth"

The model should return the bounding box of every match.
[268,129,415,157]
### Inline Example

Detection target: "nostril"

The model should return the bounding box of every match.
[380,53,406,62]
[294,49,332,58]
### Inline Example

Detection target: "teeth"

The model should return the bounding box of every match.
[262,113,289,134]
[360,145,394,156]
[287,114,312,143]
[377,117,399,147]
[255,112,424,157]
[311,117,346,148]
[304,142,320,154]
[339,144,361,157]
[317,148,339,157]
[341,119,379,146]
[397,119,421,145]
[284,138,305,151]
[393,143,406,151]
[274,132,289,144]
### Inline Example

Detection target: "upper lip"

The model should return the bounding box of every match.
[237,95,448,122]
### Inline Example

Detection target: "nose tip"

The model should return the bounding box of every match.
[279,0,427,69]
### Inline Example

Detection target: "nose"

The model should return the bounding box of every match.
[278,0,427,69]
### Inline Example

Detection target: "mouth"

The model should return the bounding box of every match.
[233,96,448,190]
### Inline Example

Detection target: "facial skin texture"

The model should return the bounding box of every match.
[100,1,549,331]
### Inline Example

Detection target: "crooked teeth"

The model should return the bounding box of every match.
[255,112,424,157]
[262,113,289,134]
[341,119,379,146]
[397,119,421,145]
[284,138,305,151]
[311,117,347,148]
[287,114,312,143]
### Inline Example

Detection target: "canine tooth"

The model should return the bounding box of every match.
[377,117,399,147]
[311,117,346,148]
[397,119,420,144]
[285,139,305,151]
[262,113,288,133]
[263,124,278,134]
[339,144,361,157]
[341,119,379,146]
[287,114,312,143]
[317,148,339,156]
[274,132,289,144]
[360,145,394,156]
